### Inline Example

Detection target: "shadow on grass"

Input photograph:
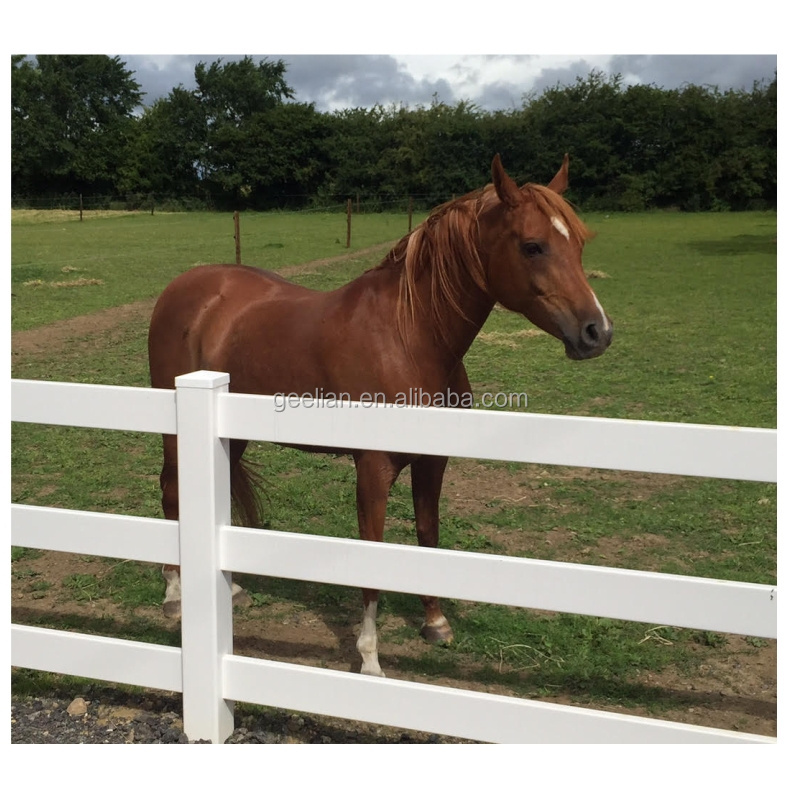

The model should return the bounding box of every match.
[234,571,435,673]
[389,651,776,725]
[12,606,180,647]
[687,233,776,257]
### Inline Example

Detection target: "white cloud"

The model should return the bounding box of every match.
[116,53,776,113]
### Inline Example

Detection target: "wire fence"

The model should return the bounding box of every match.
[11,192,442,216]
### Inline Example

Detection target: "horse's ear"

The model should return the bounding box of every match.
[491,154,522,208]
[547,153,569,195]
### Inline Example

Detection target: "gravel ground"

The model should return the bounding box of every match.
[11,686,468,744]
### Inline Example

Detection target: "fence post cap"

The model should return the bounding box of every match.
[175,371,230,389]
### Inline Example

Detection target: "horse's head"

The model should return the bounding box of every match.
[482,154,613,360]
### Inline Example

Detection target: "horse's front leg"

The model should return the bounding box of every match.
[411,454,454,644]
[353,450,403,677]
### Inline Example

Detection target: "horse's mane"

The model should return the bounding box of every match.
[374,181,592,349]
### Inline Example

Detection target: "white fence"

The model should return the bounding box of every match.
[11,372,778,743]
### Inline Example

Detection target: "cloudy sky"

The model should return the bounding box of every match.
[14,0,780,113]
[119,54,776,114]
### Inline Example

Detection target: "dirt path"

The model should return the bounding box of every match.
[11,241,396,364]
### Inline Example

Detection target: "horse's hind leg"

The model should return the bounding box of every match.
[353,450,403,677]
[158,434,250,618]
[159,434,182,618]
[411,454,454,644]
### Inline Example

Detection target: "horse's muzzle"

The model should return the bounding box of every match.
[564,319,614,360]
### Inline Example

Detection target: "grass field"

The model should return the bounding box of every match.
[11,207,777,733]
[11,208,420,330]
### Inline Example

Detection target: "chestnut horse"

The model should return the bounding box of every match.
[148,154,613,677]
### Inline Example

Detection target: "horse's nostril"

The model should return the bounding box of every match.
[584,322,599,344]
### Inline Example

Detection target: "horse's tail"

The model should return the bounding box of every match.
[231,455,265,529]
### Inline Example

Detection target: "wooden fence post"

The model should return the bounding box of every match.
[346,199,352,248]
[175,370,234,743]
[408,196,413,232]
[233,211,241,264]
[79,194,83,222]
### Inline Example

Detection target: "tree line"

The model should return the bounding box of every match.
[11,55,777,212]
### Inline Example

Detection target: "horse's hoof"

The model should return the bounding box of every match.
[360,665,386,678]
[232,585,252,609]
[421,621,454,645]
[162,599,182,619]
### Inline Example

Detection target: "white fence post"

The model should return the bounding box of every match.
[175,370,234,743]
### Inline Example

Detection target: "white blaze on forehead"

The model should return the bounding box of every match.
[550,216,569,240]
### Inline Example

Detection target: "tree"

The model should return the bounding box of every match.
[11,55,142,195]
[711,78,776,210]
[194,56,293,124]
[193,56,295,199]
[119,87,207,199]
[237,102,334,207]
[323,106,387,201]
[11,55,776,212]
[521,71,628,209]
[11,55,40,194]
[418,99,490,202]
[371,105,428,199]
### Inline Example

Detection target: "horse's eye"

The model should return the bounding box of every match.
[522,241,544,258]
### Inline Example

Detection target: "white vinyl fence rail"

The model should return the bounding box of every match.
[11,372,778,744]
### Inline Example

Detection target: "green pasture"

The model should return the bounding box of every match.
[11,208,417,330]
[11,208,777,723]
